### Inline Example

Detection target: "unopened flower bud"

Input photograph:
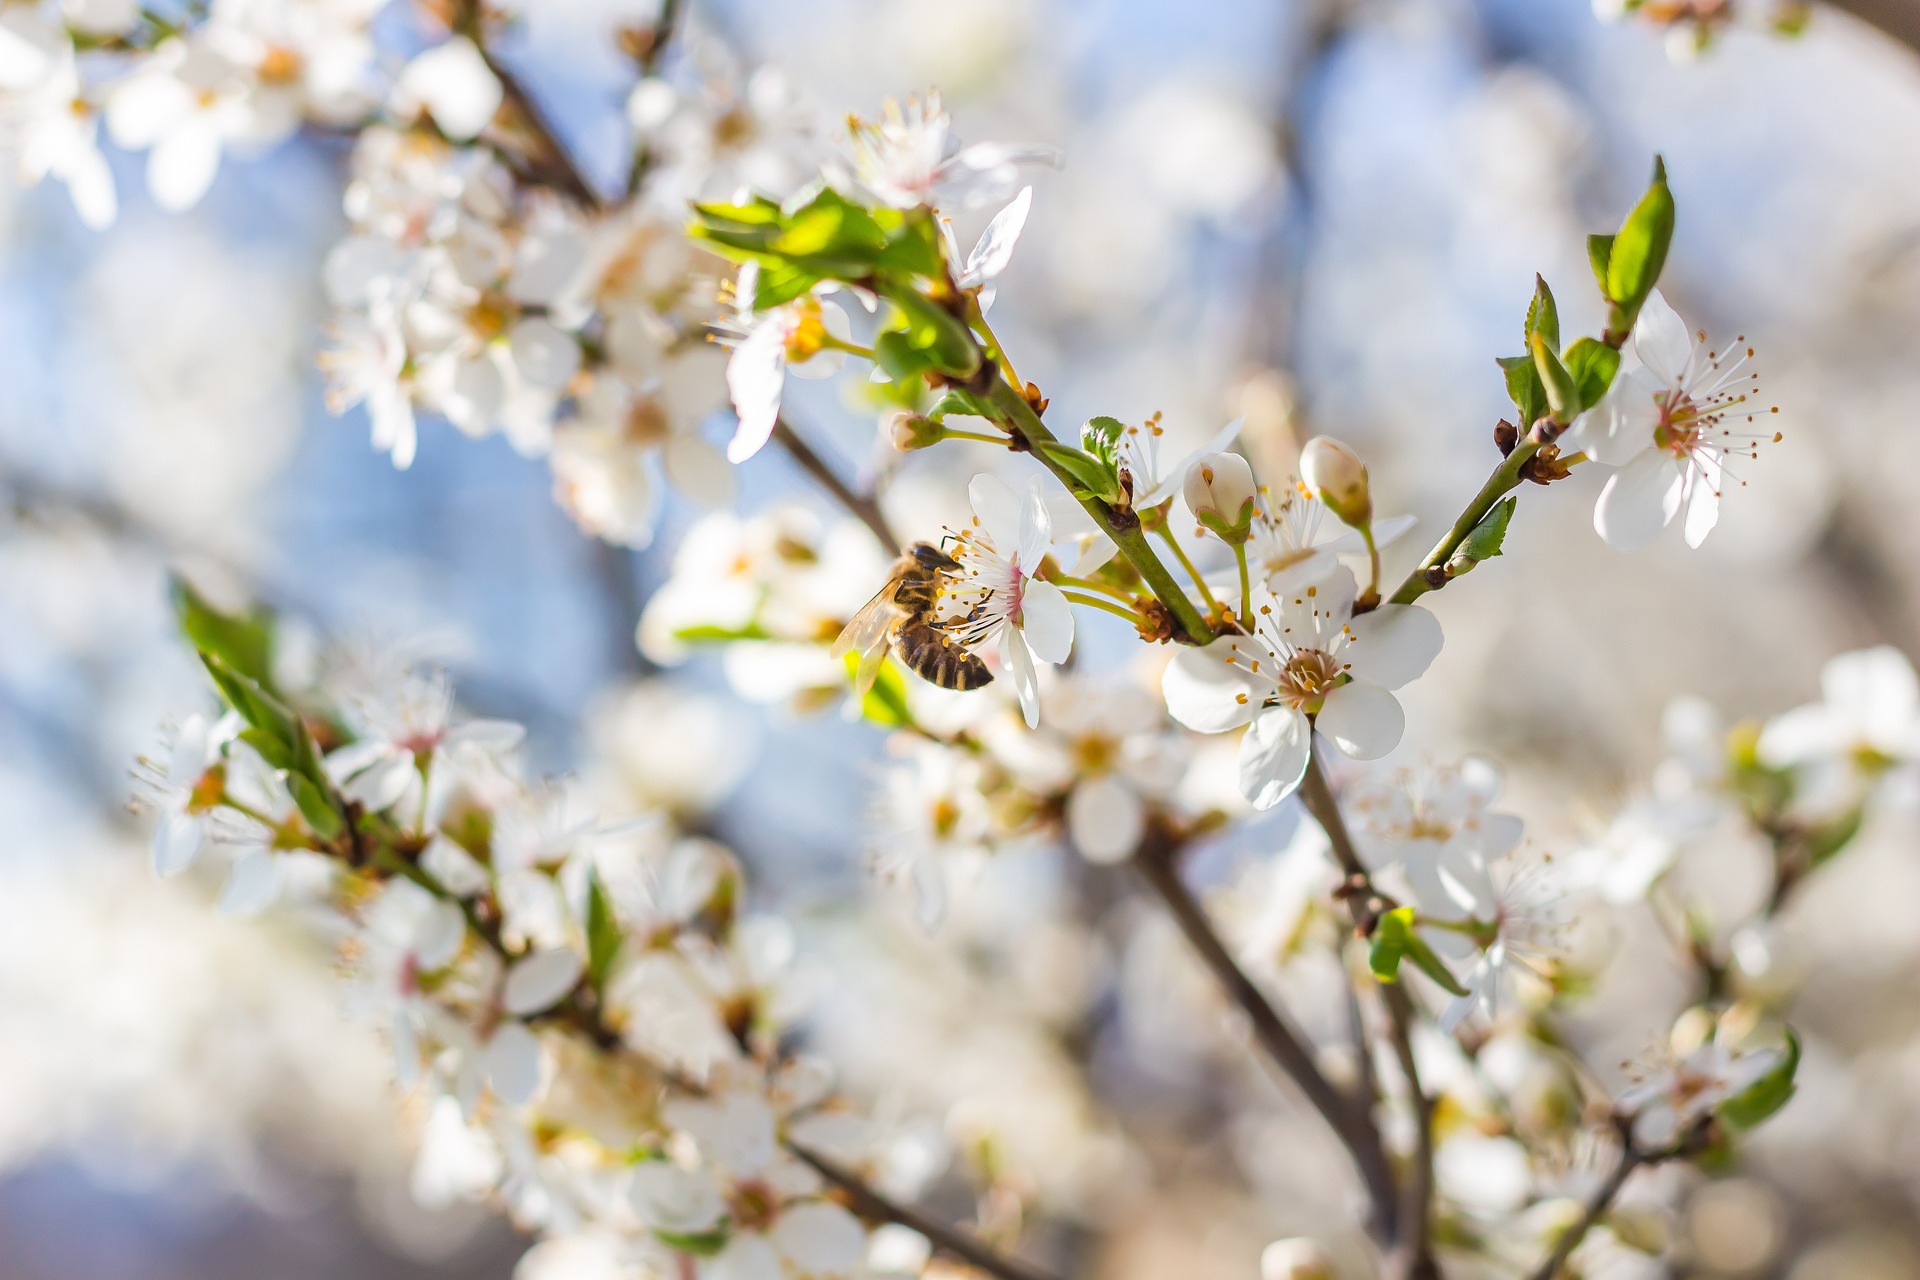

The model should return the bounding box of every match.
[1261,1238,1335,1280]
[1300,435,1371,527]
[1182,450,1257,544]
[888,411,946,452]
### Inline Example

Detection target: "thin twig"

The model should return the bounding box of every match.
[1525,1140,1640,1280]
[791,1144,1063,1280]
[772,418,902,556]
[453,1,602,210]
[1132,833,1400,1243]
[1298,752,1437,1279]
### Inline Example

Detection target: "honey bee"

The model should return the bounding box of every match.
[832,542,993,695]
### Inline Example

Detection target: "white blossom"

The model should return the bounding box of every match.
[940,474,1076,729]
[1161,568,1441,807]
[1561,290,1775,551]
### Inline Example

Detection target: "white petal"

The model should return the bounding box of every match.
[967,472,1022,550]
[1633,289,1695,388]
[151,810,204,878]
[1066,533,1118,577]
[1682,452,1721,549]
[1068,776,1144,863]
[482,1021,541,1105]
[107,70,190,148]
[1594,448,1684,551]
[1316,681,1405,761]
[1017,475,1054,569]
[1002,627,1040,729]
[725,320,786,463]
[343,751,415,812]
[663,433,737,506]
[1239,706,1311,809]
[1826,646,1919,724]
[962,185,1031,286]
[706,1234,781,1280]
[217,850,282,917]
[148,118,222,211]
[1162,638,1266,733]
[628,1162,725,1234]
[415,898,468,971]
[1561,371,1660,468]
[1368,511,1418,548]
[502,948,583,1016]
[401,37,503,142]
[62,144,116,229]
[771,1201,868,1272]
[1755,704,1839,767]
[1017,578,1074,664]
[1343,604,1442,691]
[507,317,580,391]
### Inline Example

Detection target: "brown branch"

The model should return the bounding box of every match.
[1298,753,1437,1280]
[772,418,902,556]
[791,1144,1063,1280]
[1525,1136,1641,1280]
[452,1,602,210]
[1132,834,1400,1244]
[1826,0,1920,54]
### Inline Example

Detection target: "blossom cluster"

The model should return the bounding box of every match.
[138,584,956,1280]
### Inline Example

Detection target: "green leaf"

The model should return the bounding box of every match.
[927,388,997,422]
[1716,1029,1800,1131]
[844,651,914,729]
[750,260,823,310]
[1525,274,1559,351]
[883,288,982,379]
[1081,416,1125,467]
[1498,354,1546,428]
[172,576,276,693]
[1804,806,1866,871]
[238,726,297,772]
[586,871,622,991]
[1562,337,1622,410]
[1605,156,1674,314]
[1449,496,1517,574]
[1039,441,1122,503]
[873,328,936,381]
[670,622,775,645]
[1587,233,1615,297]
[199,652,333,818]
[1369,907,1471,997]
[652,1228,731,1258]
[691,196,784,229]
[287,773,344,841]
[1531,331,1579,424]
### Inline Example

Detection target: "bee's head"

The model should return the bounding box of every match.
[910,542,961,573]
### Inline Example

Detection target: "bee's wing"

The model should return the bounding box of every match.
[853,635,889,699]
[830,580,901,664]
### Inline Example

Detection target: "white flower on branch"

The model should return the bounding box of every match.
[133,711,237,878]
[833,89,1057,212]
[1247,483,1417,596]
[0,9,116,228]
[940,474,1076,729]
[396,36,501,143]
[719,267,852,463]
[326,670,525,818]
[1161,568,1442,807]
[1561,290,1776,551]
[1758,645,1920,794]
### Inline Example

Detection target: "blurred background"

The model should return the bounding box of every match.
[7,0,1920,1275]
